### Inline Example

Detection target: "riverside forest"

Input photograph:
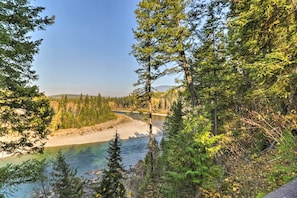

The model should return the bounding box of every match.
[1,0,297,198]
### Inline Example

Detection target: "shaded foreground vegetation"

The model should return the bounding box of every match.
[127,0,297,197]
[125,99,297,197]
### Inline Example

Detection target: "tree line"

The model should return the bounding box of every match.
[105,90,177,114]
[49,94,116,130]
[130,0,297,197]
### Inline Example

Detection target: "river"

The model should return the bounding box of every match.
[0,113,166,198]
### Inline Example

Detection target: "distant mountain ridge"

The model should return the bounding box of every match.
[153,85,173,92]
[49,94,98,99]
[49,85,173,98]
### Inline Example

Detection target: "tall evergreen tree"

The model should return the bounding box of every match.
[163,97,184,140]
[132,0,164,177]
[51,150,83,198]
[161,100,223,197]
[0,0,54,154]
[0,0,54,196]
[192,0,233,135]
[157,0,198,106]
[96,132,126,198]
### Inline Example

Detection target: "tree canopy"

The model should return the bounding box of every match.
[0,0,54,196]
[131,0,297,197]
[0,0,54,155]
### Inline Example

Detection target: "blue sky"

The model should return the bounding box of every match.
[31,0,177,96]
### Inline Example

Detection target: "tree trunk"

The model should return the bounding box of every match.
[149,90,154,177]
[180,50,198,106]
[148,58,154,178]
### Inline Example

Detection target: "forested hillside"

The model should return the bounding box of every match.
[49,94,116,130]
[129,0,297,197]
[106,90,178,114]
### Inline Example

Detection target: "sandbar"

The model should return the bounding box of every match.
[45,114,162,147]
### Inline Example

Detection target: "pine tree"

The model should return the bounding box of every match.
[96,132,126,198]
[132,0,164,177]
[0,0,54,195]
[157,0,198,106]
[0,0,54,154]
[161,100,223,197]
[163,97,184,140]
[51,150,83,198]
[192,0,233,135]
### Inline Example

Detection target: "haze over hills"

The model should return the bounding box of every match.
[153,85,173,92]
[49,85,174,98]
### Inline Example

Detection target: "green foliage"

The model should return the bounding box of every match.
[0,88,53,154]
[50,94,116,130]
[131,0,297,196]
[0,159,45,197]
[132,0,198,106]
[51,150,83,198]
[95,132,126,198]
[192,0,236,135]
[161,100,223,197]
[266,131,297,190]
[156,0,198,105]
[0,0,54,154]
[0,0,55,196]
[132,0,166,180]
[0,0,54,89]
[105,95,137,110]
[163,97,184,139]
[137,139,163,197]
[228,0,297,113]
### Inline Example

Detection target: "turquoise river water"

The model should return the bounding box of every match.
[0,113,166,198]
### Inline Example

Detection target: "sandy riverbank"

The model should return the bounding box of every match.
[45,114,162,147]
[112,109,168,117]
